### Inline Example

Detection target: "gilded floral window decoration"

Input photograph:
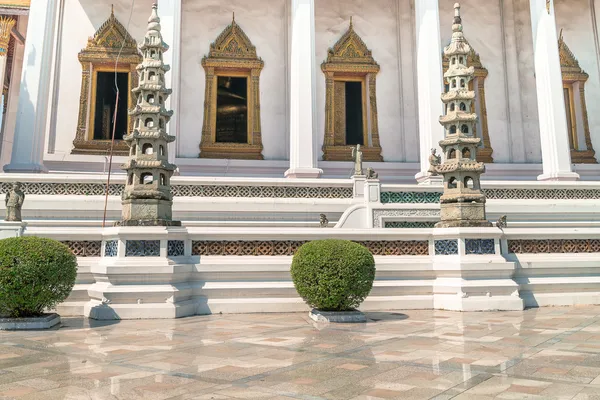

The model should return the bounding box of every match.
[321,19,383,162]
[559,31,597,164]
[199,16,264,160]
[72,8,141,156]
[442,38,493,163]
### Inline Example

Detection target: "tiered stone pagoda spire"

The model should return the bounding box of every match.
[120,4,179,227]
[435,3,491,228]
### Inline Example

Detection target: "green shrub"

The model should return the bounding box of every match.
[0,237,77,318]
[291,239,376,311]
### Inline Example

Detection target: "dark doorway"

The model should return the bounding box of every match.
[216,76,248,143]
[94,71,128,141]
[345,81,364,146]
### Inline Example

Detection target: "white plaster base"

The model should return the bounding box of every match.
[284,167,324,179]
[0,221,27,239]
[309,309,367,323]
[538,172,581,181]
[0,314,61,330]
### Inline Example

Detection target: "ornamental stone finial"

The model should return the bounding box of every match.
[435,4,491,228]
[118,4,179,227]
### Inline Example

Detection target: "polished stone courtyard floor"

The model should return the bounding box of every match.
[2,307,600,399]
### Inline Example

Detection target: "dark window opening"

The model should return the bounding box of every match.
[345,81,364,146]
[93,71,128,141]
[216,76,248,143]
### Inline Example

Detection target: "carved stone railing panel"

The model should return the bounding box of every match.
[192,240,429,257]
[508,239,600,254]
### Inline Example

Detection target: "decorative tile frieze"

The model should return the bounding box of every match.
[192,240,429,257]
[373,209,440,228]
[125,240,161,257]
[381,192,441,204]
[435,240,459,256]
[385,221,437,229]
[380,189,600,203]
[168,240,185,257]
[62,241,102,257]
[0,182,353,199]
[465,239,496,255]
[104,240,118,257]
[2,182,599,201]
[508,239,600,254]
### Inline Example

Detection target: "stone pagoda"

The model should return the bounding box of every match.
[435,3,491,228]
[119,4,179,227]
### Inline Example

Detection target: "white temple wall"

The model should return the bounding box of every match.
[179,0,288,160]
[314,0,410,163]
[555,0,600,157]
[49,0,153,158]
[512,0,543,163]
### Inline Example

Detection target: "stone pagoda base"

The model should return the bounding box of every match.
[436,203,493,228]
[120,199,181,227]
[84,226,194,320]
[431,227,524,312]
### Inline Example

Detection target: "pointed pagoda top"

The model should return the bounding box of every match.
[349,16,353,29]
[444,2,470,57]
[147,3,161,32]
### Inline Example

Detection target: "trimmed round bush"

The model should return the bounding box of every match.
[0,237,77,318]
[291,239,375,311]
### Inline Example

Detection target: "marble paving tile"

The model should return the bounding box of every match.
[2,307,600,399]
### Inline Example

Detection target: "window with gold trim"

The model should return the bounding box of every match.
[442,38,493,163]
[72,8,141,156]
[199,16,264,160]
[321,20,383,162]
[559,31,597,164]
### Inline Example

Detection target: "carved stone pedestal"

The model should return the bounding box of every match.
[0,221,27,239]
[431,227,524,312]
[84,226,195,320]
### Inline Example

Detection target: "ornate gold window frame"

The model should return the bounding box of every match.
[72,9,141,156]
[199,17,264,160]
[559,32,597,164]
[321,20,383,162]
[443,39,493,163]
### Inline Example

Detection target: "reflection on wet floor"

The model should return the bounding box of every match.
[1,307,600,399]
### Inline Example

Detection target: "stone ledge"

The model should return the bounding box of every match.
[309,309,367,323]
[0,313,61,330]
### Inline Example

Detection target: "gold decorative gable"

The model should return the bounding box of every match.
[322,19,379,72]
[321,20,382,162]
[206,16,259,61]
[78,8,139,65]
[199,16,264,160]
[559,31,588,81]
[442,37,493,163]
[72,8,142,156]
[558,31,596,164]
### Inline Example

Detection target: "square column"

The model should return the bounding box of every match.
[414,0,445,185]
[285,0,323,179]
[3,0,58,173]
[529,0,579,181]
[157,0,181,165]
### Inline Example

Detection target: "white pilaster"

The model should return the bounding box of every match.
[3,0,58,173]
[414,0,445,185]
[157,0,181,165]
[529,0,579,181]
[285,0,322,179]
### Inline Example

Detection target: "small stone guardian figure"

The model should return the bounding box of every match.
[352,144,364,176]
[428,148,441,176]
[4,182,25,222]
[319,214,329,228]
[366,167,379,180]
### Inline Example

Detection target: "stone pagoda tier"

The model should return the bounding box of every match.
[118,4,180,227]
[435,3,491,228]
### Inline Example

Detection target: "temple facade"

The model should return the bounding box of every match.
[0,0,598,180]
[1,1,600,317]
